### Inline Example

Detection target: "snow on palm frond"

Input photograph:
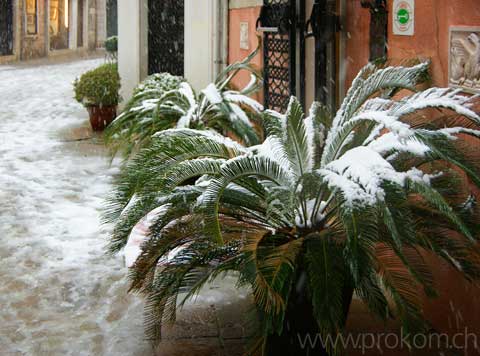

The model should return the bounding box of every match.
[322,69,479,166]
[104,73,184,157]
[319,146,432,206]
[106,46,264,159]
[155,46,264,147]
[158,77,263,134]
[105,61,480,354]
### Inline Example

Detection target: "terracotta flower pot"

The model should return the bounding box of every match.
[87,105,117,131]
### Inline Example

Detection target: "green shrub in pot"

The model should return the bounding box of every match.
[105,36,118,62]
[74,63,121,131]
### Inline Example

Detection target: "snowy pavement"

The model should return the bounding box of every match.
[0,59,152,355]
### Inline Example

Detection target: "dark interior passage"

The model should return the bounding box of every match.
[0,0,14,56]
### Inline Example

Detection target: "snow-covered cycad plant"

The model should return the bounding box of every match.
[104,72,185,157]
[105,47,263,158]
[105,62,480,356]
[153,47,264,146]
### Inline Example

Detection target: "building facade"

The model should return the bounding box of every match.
[117,0,228,102]
[0,0,109,64]
[117,0,480,347]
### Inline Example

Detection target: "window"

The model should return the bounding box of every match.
[26,0,38,35]
[49,0,70,50]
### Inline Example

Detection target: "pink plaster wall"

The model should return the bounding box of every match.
[228,6,263,103]
[343,2,480,352]
[344,0,370,90]
[227,1,480,352]
[345,0,480,89]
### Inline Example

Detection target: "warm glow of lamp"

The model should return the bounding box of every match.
[64,0,69,27]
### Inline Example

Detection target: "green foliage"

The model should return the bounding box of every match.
[105,36,118,54]
[73,63,120,107]
[104,72,185,157]
[105,45,264,158]
[105,61,480,355]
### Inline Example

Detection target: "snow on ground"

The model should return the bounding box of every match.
[0,59,152,355]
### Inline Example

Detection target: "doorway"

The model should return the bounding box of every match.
[0,0,14,56]
[148,0,184,76]
[50,0,71,50]
[106,0,118,37]
[77,0,84,47]
[259,0,339,112]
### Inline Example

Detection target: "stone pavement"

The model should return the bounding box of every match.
[157,277,257,356]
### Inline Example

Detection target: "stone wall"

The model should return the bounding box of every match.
[1,0,108,62]
[20,0,48,60]
[87,0,97,50]
[95,0,107,47]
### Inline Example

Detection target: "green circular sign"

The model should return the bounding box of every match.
[397,8,410,25]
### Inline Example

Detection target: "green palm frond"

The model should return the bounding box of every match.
[105,60,480,355]
[104,73,185,157]
[106,46,264,159]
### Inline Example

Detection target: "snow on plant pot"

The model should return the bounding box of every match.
[73,63,121,131]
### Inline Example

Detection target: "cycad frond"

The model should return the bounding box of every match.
[105,73,185,157]
[105,61,480,355]
[106,48,263,158]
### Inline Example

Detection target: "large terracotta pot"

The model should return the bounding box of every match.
[87,105,117,131]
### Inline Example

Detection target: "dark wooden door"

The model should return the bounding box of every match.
[307,0,338,111]
[258,0,340,112]
[0,0,14,56]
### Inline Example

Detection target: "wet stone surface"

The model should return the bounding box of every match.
[0,59,151,355]
[0,59,255,356]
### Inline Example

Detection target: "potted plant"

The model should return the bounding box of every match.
[105,36,118,62]
[74,63,121,131]
[104,46,263,158]
[106,62,480,355]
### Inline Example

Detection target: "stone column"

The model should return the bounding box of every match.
[117,0,148,104]
[184,0,216,90]
[87,0,97,50]
[95,0,106,47]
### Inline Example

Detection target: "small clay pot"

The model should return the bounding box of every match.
[87,105,117,131]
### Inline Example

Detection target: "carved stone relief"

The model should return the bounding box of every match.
[449,27,480,93]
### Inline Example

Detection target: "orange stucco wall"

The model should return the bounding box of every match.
[344,2,480,352]
[227,1,480,352]
[345,0,480,90]
[345,0,370,89]
[228,6,263,103]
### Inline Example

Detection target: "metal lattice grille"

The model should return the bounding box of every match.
[262,0,296,113]
[148,0,184,76]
